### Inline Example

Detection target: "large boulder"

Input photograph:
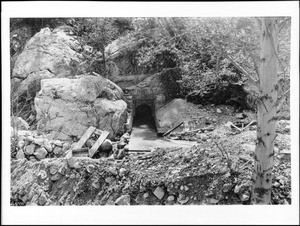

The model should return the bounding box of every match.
[34,75,127,140]
[155,98,199,134]
[12,27,82,98]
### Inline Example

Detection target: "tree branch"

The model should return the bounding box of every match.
[223,51,259,86]
[279,18,291,33]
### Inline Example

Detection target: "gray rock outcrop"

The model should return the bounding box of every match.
[34,75,127,140]
[11,27,82,100]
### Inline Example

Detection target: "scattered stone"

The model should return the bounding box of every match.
[178,194,189,205]
[38,170,47,180]
[25,136,34,142]
[34,147,48,160]
[58,165,67,175]
[67,158,76,168]
[208,153,216,158]
[53,140,63,147]
[115,194,130,205]
[24,143,36,155]
[209,198,219,204]
[44,140,53,152]
[212,118,217,123]
[105,177,114,184]
[34,138,44,146]
[184,186,189,191]
[234,184,242,194]
[216,108,222,114]
[50,173,61,181]
[240,192,250,202]
[107,167,118,176]
[119,168,127,177]
[222,183,232,193]
[53,146,63,156]
[62,142,70,152]
[17,140,25,149]
[28,155,37,162]
[16,149,25,159]
[100,139,113,153]
[49,165,59,175]
[200,134,208,141]
[167,195,175,202]
[143,193,149,199]
[279,179,285,185]
[86,164,95,174]
[153,186,165,200]
[38,194,47,206]
[73,162,82,169]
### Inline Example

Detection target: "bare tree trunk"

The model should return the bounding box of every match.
[251,18,279,204]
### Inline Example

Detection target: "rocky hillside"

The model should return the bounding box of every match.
[11,116,291,206]
[9,18,291,207]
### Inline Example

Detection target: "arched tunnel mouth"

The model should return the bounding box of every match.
[133,104,156,131]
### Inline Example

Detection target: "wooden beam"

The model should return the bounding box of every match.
[89,131,110,157]
[128,149,151,153]
[73,126,96,150]
[162,122,184,137]
[72,147,89,153]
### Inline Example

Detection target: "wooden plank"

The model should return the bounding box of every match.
[73,152,89,157]
[72,147,89,153]
[162,122,184,137]
[73,126,96,150]
[128,149,151,153]
[94,129,103,136]
[89,131,110,157]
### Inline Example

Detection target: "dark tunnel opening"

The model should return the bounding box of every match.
[133,104,156,130]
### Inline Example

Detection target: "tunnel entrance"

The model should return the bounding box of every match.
[133,104,156,130]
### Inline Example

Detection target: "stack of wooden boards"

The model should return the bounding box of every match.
[66,126,109,158]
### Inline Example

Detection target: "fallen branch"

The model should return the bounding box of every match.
[230,122,242,132]
[163,122,184,137]
[242,120,257,131]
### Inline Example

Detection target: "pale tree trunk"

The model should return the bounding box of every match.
[251,18,279,204]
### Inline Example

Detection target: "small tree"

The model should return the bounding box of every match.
[251,17,290,204]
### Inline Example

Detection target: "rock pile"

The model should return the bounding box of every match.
[13,129,71,162]
[10,134,291,206]
[113,132,130,160]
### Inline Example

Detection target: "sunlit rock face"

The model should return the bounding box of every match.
[34,75,127,140]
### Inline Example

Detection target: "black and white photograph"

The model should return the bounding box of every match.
[2,1,299,225]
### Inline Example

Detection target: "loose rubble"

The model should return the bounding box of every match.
[10,104,291,206]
